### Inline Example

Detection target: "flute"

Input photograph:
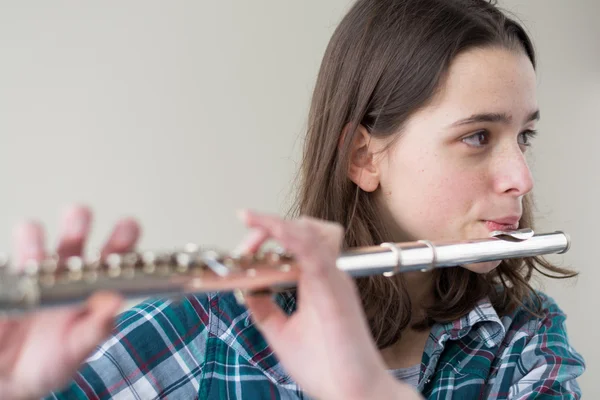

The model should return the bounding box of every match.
[0,228,569,314]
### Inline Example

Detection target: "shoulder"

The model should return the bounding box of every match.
[501,290,572,340]
[114,294,212,338]
[106,290,259,361]
[47,291,298,399]
[496,290,585,378]
[46,292,251,399]
[110,288,276,340]
[487,293,586,398]
[108,289,296,366]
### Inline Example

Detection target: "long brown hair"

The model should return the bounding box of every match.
[288,0,577,349]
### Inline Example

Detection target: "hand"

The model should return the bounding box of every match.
[0,205,140,400]
[237,210,421,400]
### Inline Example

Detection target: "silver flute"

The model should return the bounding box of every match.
[0,228,569,314]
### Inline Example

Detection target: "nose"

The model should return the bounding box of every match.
[492,143,534,196]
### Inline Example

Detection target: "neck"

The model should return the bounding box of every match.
[380,271,434,370]
[403,270,435,323]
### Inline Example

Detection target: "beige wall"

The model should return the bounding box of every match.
[0,0,597,395]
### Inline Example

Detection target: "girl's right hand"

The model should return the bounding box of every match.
[238,210,421,400]
[0,205,139,400]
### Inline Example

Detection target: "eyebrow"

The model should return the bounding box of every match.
[450,110,540,127]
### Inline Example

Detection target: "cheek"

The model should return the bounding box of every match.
[382,154,485,239]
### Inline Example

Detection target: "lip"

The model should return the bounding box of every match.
[482,216,521,232]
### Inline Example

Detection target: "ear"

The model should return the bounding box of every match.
[341,123,381,192]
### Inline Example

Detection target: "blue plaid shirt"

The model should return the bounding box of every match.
[46,289,585,399]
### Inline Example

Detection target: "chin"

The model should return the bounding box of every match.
[462,260,501,274]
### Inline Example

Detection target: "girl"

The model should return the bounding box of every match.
[0,0,585,398]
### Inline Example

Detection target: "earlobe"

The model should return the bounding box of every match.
[344,124,381,193]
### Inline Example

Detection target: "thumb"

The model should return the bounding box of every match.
[66,292,123,366]
[245,293,288,346]
[234,224,289,347]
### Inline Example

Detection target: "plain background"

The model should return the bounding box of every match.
[0,0,598,395]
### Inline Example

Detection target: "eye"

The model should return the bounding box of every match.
[518,129,537,147]
[462,130,490,147]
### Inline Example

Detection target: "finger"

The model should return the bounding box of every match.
[234,226,289,340]
[12,221,46,270]
[239,210,361,320]
[56,204,92,261]
[237,210,308,255]
[59,292,123,380]
[100,218,141,258]
[233,228,270,254]
[68,291,124,355]
[245,293,288,339]
[18,291,124,396]
[238,209,344,274]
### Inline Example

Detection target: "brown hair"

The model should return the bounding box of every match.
[288,0,577,349]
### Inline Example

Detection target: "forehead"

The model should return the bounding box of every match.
[427,47,538,120]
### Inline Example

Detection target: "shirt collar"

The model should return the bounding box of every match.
[441,296,506,348]
[249,292,504,387]
[272,291,505,348]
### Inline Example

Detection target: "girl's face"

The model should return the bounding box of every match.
[374,47,538,272]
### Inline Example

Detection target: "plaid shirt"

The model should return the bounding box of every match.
[46,289,585,399]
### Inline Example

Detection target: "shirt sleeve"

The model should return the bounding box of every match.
[44,294,213,400]
[508,296,585,400]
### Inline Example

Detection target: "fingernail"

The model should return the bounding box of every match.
[236,209,248,222]
[114,224,135,245]
[65,215,89,238]
[61,206,90,238]
[25,241,42,258]
[234,229,260,254]
[15,223,44,259]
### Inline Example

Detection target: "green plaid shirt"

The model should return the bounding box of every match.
[46,289,584,399]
